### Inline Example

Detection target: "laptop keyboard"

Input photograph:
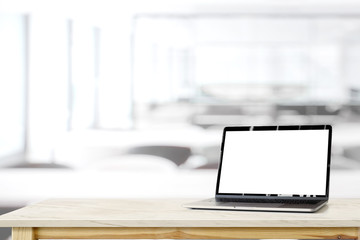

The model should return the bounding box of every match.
[216,198,321,205]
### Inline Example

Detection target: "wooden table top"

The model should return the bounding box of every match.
[0,198,359,228]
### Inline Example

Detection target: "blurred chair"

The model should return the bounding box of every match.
[196,162,219,169]
[347,103,360,120]
[125,145,192,166]
[8,162,70,169]
[196,145,221,169]
[343,146,360,162]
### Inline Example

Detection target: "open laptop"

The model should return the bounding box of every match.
[184,125,332,213]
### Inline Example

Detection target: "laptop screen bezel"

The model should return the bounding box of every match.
[215,125,332,201]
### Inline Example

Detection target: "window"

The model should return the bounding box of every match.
[133,15,360,127]
[70,21,99,129]
[0,14,27,164]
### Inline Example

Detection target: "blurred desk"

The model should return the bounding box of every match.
[0,168,359,208]
[0,198,359,240]
[0,169,217,207]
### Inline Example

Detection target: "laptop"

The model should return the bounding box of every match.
[184,125,332,213]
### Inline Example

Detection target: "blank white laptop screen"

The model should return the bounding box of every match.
[218,130,329,196]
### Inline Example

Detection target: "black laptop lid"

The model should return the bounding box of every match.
[215,125,332,201]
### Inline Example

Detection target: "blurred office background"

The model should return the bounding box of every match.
[1,0,360,238]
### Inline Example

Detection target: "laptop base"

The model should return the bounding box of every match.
[184,198,327,213]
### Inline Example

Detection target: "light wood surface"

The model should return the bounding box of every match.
[1,199,360,240]
[0,198,359,228]
[33,227,359,239]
